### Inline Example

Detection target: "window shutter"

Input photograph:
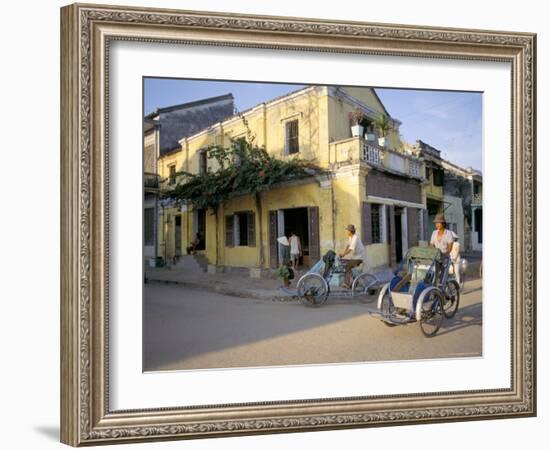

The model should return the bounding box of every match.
[269,211,278,268]
[285,120,299,154]
[247,212,256,247]
[199,150,207,174]
[225,215,234,247]
[361,202,373,245]
[308,207,320,261]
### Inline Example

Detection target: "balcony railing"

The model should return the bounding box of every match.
[144,172,160,190]
[408,160,421,178]
[362,142,382,165]
[328,137,424,180]
[363,140,423,180]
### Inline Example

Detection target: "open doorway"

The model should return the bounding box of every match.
[359,117,374,138]
[269,206,319,269]
[474,207,483,245]
[174,215,182,256]
[427,198,443,237]
[193,208,206,251]
[283,208,310,267]
[394,207,403,263]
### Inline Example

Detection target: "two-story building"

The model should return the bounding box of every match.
[406,139,482,252]
[156,85,428,274]
[143,93,235,261]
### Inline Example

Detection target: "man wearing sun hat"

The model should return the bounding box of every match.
[429,213,453,256]
[338,224,365,289]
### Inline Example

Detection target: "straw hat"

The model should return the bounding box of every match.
[345,224,356,233]
[433,213,446,224]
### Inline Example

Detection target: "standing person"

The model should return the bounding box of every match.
[277,235,293,288]
[429,213,453,256]
[338,224,365,289]
[449,231,463,287]
[289,231,302,269]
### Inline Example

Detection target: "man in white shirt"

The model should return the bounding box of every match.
[338,224,365,289]
[429,213,453,256]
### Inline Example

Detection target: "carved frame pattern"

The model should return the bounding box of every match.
[60,3,536,446]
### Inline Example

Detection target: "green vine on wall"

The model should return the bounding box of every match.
[161,115,324,267]
[162,121,321,210]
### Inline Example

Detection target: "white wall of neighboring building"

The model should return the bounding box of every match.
[443,195,465,247]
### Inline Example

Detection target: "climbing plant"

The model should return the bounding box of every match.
[162,124,319,210]
[161,115,323,267]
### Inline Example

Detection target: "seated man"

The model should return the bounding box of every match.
[338,224,365,289]
[186,233,201,255]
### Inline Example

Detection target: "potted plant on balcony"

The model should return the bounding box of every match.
[374,114,392,147]
[348,108,365,138]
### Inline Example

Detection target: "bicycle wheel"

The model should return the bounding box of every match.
[352,273,378,304]
[379,289,397,327]
[418,289,444,337]
[297,273,329,307]
[443,279,460,318]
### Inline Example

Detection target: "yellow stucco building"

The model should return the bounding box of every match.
[156,86,427,273]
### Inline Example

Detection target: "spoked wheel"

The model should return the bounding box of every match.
[418,289,444,337]
[297,274,329,307]
[443,279,460,318]
[352,273,378,304]
[379,290,397,327]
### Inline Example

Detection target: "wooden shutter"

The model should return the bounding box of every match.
[388,205,397,268]
[361,202,373,245]
[269,210,278,268]
[308,207,320,261]
[199,150,207,174]
[225,215,234,247]
[286,120,299,154]
[247,212,256,247]
[407,207,419,249]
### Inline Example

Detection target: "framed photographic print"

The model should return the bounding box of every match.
[60,3,537,446]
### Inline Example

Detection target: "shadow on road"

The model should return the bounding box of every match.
[461,285,482,296]
[143,283,482,371]
[437,301,482,337]
[143,285,378,370]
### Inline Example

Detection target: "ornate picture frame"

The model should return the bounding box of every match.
[60,3,536,446]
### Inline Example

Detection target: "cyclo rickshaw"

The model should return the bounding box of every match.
[296,250,379,307]
[369,246,460,337]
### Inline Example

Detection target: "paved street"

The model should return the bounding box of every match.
[143,280,482,371]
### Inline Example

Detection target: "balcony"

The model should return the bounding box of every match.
[472,192,482,205]
[329,137,424,180]
[144,172,160,191]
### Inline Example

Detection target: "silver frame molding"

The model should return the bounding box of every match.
[60,3,536,446]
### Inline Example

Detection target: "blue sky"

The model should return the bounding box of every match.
[144,78,482,171]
